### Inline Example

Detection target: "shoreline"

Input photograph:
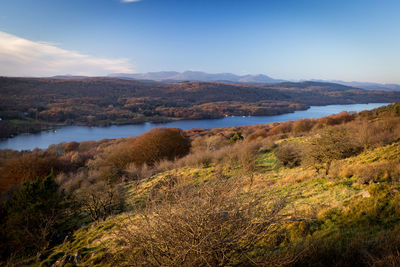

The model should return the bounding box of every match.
[0,103,390,151]
[0,105,309,140]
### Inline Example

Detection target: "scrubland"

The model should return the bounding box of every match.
[1,103,400,266]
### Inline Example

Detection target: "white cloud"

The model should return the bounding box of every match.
[0,31,135,77]
[121,0,141,3]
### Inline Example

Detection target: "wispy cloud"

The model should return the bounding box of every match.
[0,31,135,77]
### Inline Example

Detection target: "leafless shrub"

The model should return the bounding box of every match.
[191,134,230,153]
[56,170,89,193]
[355,117,400,149]
[172,140,261,173]
[177,149,215,168]
[153,159,175,172]
[115,180,292,266]
[261,137,276,151]
[76,181,125,221]
[292,118,316,135]
[269,121,294,137]
[225,141,262,172]
[313,111,354,130]
[275,141,302,168]
[125,163,154,181]
[77,140,97,152]
[247,127,270,141]
[354,161,400,184]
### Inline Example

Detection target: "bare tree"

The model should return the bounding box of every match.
[77,181,125,221]
[304,128,361,175]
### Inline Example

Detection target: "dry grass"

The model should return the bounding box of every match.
[338,160,400,184]
[125,162,154,181]
[278,169,316,184]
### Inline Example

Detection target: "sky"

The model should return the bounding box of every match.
[0,0,399,83]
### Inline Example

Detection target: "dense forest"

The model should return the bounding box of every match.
[1,77,400,138]
[1,103,400,266]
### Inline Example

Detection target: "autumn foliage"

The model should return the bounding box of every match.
[0,152,63,193]
[102,128,191,181]
[128,127,191,166]
[2,77,400,138]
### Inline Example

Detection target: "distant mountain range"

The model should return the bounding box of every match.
[108,71,285,84]
[51,71,400,91]
[312,80,400,91]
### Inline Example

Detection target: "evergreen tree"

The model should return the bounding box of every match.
[1,171,73,258]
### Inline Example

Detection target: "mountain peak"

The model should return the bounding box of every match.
[109,71,284,84]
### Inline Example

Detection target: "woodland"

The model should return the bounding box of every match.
[1,77,400,138]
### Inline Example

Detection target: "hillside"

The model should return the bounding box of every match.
[1,103,400,266]
[312,80,400,91]
[1,77,400,138]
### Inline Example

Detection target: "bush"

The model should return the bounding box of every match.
[229,141,261,172]
[275,141,302,168]
[313,111,354,129]
[153,159,176,172]
[125,163,153,181]
[304,128,362,174]
[356,116,400,149]
[177,149,215,168]
[0,152,64,194]
[345,161,400,184]
[0,172,74,259]
[292,118,315,135]
[76,181,125,221]
[97,128,190,182]
[191,135,229,152]
[128,127,191,167]
[115,180,289,266]
[247,127,269,141]
[174,140,261,172]
[229,132,244,143]
[64,141,80,152]
[269,121,293,137]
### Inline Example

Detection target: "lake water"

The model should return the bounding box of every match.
[0,103,390,151]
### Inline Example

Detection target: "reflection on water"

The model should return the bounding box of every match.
[0,103,390,150]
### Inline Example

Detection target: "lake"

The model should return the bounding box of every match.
[0,103,390,151]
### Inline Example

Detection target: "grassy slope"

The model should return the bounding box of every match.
[27,140,400,266]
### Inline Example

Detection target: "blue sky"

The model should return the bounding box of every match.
[0,0,399,83]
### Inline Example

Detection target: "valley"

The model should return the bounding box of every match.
[1,77,399,139]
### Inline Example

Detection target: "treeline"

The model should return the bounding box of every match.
[2,77,400,138]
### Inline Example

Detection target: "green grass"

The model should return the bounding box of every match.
[346,141,400,164]
[36,141,400,266]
